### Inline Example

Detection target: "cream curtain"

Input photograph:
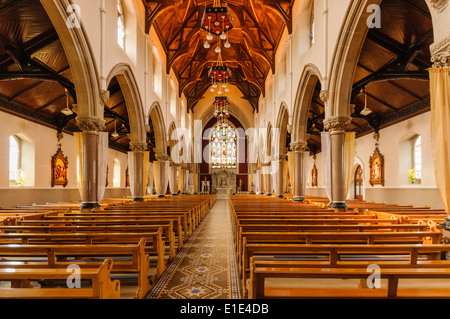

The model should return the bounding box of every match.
[321,132,332,200]
[429,67,450,214]
[147,164,154,195]
[97,132,109,202]
[74,132,84,199]
[287,151,294,194]
[143,151,149,195]
[344,132,356,200]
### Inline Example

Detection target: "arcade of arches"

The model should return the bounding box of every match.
[0,0,449,301]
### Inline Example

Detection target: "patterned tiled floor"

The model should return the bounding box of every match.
[147,199,241,299]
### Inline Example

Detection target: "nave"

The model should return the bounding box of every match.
[1,193,450,300]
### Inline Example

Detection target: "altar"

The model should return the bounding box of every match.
[211,168,236,199]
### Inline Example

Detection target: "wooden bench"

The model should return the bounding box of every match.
[0,258,120,299]
[0,229,166,279]
[0,239,151,299]
[12,218,177,260]
[249,258,450,299]
[241,242,450,296]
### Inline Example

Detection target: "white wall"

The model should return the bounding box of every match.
[305,112,444,209]
[0,111,130,208]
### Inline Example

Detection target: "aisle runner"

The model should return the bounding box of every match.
[147,199,241,299]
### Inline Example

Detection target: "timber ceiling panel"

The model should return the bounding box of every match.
[305,0,433,154]
[0,0,141,153]
[143,0,295,112]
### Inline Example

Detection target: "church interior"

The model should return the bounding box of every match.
[0,0,450,302]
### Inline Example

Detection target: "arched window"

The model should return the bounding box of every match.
[117,0,126,49]
[113,159,121,188]
[310,1,315,46]
[9,134,34,187]
[412,135,422,182]
[211,122,237,169]
[9,135,21,185]
[152,46,162,98]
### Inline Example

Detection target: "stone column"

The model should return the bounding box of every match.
[130,143,147,202]
[324,116,352,212]
[291,142,308,202]
[76,117,106,209]
[154,154,169,198]
[169,161,179,196]
[274,155,286,198]
[263,163,272,196]
[181,166,189,195]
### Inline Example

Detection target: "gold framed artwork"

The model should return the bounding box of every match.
[369,147,384,187]
[51,147,68,187]
[311,164,318,187]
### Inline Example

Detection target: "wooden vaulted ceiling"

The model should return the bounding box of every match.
[0,0,156,153]
[306,0,433,154]
[143,0,295,112]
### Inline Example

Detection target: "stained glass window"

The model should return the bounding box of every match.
[211,123,237,169]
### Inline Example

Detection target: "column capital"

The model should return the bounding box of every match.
[430,33,450,68]
[428,0,449,13]
[155,153,169,162]
[273,155,287,162]
[323,116,352,133]
[291,141,308,153]
[76,116,106,132]
[130,143,148,152]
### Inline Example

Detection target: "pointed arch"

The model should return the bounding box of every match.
[41,0,103,119]
[149,101,168,155]
[292,64,323,144]
[106,63,147,147]
[275,102,290,157]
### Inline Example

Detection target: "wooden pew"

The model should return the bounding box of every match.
[0,229,167,279]
[0,258,120,299]
[241,243,450,296]
[249,258,450,299]
[0,240,151,299]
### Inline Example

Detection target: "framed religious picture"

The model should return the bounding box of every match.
[125,166,130,187]
[51,147,68,187]
[311,164,318,187]
[369,146,385,187]
[105,165,109,187]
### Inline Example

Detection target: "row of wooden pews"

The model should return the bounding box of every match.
[230,195,450,299]
[0,194,216,299]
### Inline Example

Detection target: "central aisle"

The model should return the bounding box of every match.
[147,199,241,299]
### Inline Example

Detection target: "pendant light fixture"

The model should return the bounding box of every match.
[111,120,119,138]
[61,88,74,116]
[201,0,233,51]
[360,87,372,116]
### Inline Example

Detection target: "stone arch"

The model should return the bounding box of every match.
[106,64,147,148]
[327,0,383,118]
[275,102,290,157]
[149,101,168,156]
[41,0,103,120]
[292,64,323,144]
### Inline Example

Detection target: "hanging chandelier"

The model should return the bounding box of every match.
[202,0,233,51]
[213,96,230,122]
[209,52,231,94]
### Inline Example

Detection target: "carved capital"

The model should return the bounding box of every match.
[431,34,450,68]
[291,141,308,153]
[76,116,106,132]
[323,116,352,133]
[130,143,148,152]
[155,153,169,162]
[428,0,449,13]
